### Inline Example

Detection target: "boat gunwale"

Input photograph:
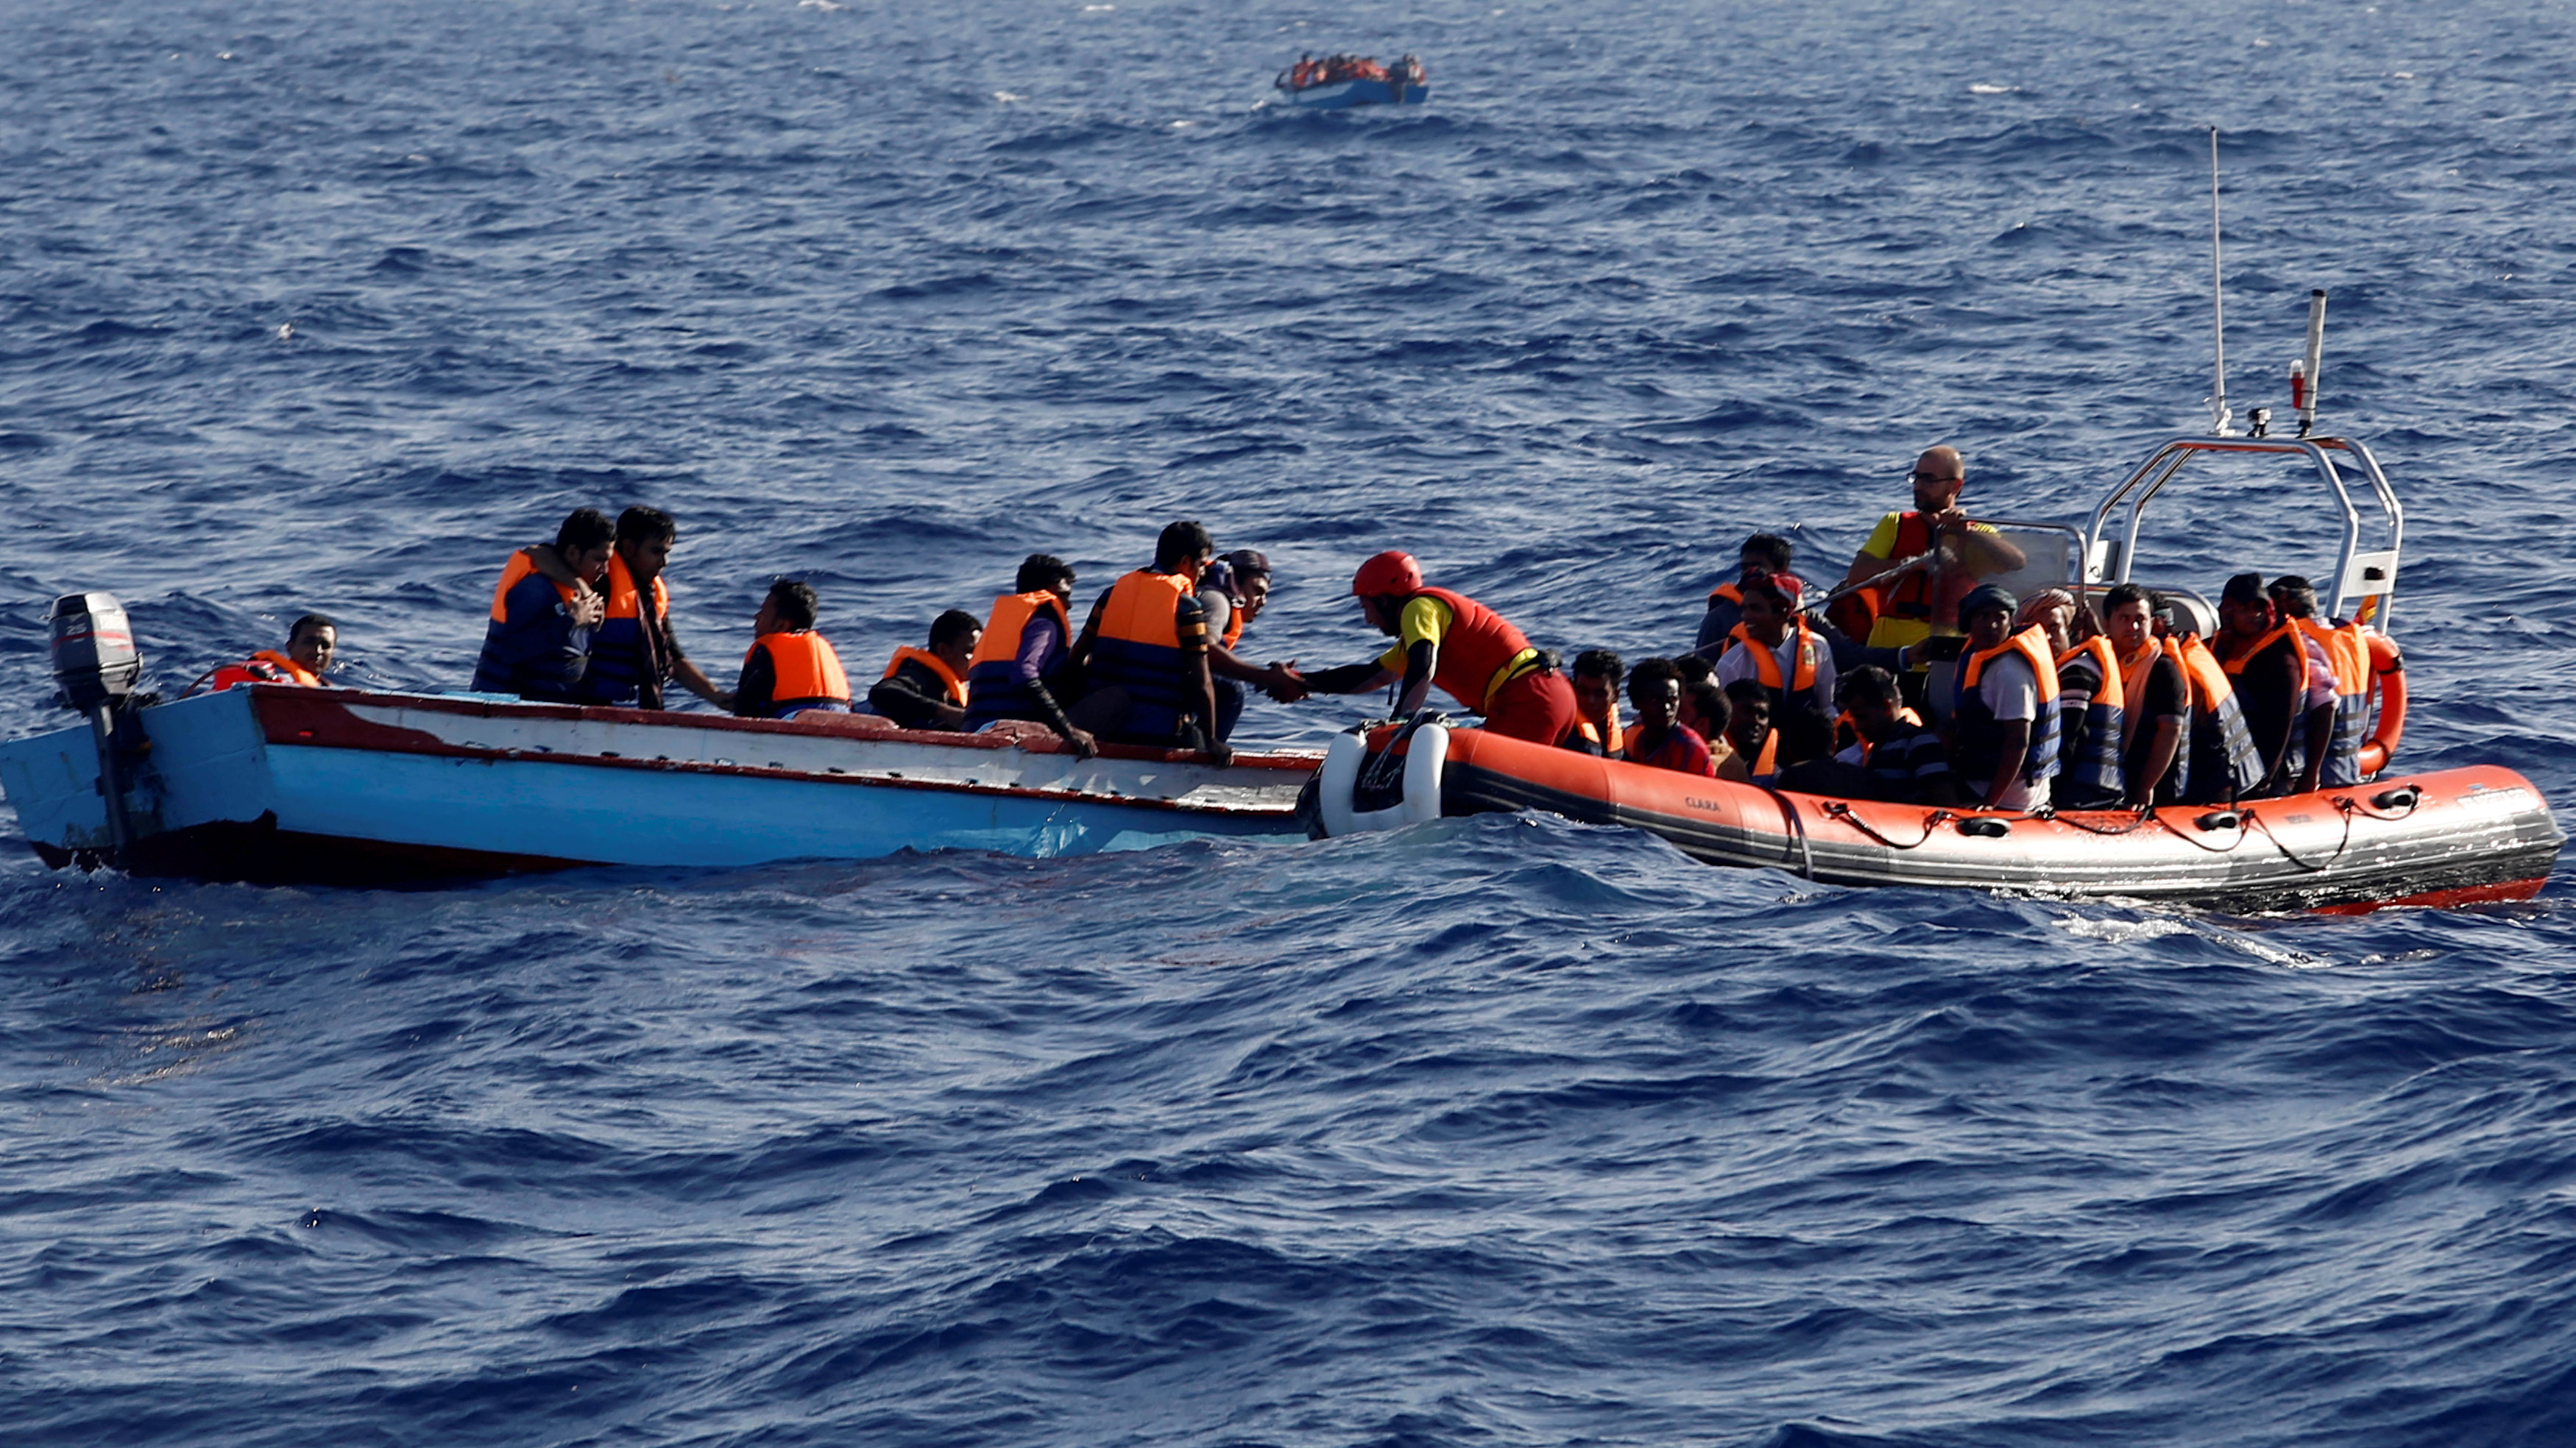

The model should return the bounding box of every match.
[235,684,1320,818]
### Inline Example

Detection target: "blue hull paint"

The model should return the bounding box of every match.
[263,745,1203,865]
[0,687,1315,880]
[1281,79,1428,110]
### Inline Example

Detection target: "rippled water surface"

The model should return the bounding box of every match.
[6,1,2576,1443]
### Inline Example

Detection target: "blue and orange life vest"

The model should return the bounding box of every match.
[2053,635,2127,806]
[2168,632,2265,803]
[964,589,1073,726]
[1412,586,1542,713]
[488,549,575,620]
[744,630,850,716]
[1087,568,1203,729]
[1955,625,2063,794]
[2218,619,2311,787]
[210,650,322,690]
[2290,616,2372,787]
[472,549,591,699]
[582,553,673,705]
[879,645,966,707]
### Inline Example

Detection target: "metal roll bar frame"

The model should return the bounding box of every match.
[2081,435,2405,635]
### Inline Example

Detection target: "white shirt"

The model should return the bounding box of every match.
[1972,651,2050,812]
[1714,630,1837,717]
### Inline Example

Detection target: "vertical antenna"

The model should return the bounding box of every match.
[2297,288,2326,437]
[2208,128,2232,436]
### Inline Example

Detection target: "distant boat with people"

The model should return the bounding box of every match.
[1274,52,1427,109]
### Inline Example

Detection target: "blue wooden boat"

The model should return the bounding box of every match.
[1280,77,1429,110]
[0,677,1318,885]
[1275,56,1428,110]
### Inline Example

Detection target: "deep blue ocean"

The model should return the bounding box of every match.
[7,1,2576,1443]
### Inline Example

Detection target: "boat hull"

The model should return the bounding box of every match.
[1337,725,2563,914]
[1281,78,1428,109]
[0,686,1317,884]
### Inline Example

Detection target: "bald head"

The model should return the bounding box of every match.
[1911,445,1964,513]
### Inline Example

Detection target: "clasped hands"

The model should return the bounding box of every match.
[1257,661,1310,703]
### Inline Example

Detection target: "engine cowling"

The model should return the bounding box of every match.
[49,591,142,711]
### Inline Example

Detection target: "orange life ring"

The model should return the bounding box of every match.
[2356,630,2406,777]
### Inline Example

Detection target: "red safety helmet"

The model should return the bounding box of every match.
[1351,550,1423,597]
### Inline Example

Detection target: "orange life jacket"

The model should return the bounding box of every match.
[1833,705,1924,755]
[1732,617,1823,697]
[2167,633,2265,801]
[488,549,575,621]
[1573,709,1625,756]
[746,630,850,711]
[880,645,966,707]
[584,552,675,703]
[1706,581,1744,606]
[966,590,1074,717]
[600,553,668,624]
[2289,616,2371,787]
[1749,727,1780,783]
[1956,625,2063,792]
[970,592,1070,670]
[2053,635,2126,804]
[1413,586,1540,712]
[1089,568,1201,718]
[2219,620,2310,698]
[210,650,322,690]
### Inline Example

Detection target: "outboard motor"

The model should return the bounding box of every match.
[51,592,143,710]
[49,592,144,864]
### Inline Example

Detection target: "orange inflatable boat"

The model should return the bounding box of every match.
[1303,722,2560,914]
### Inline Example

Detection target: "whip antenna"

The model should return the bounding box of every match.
[2207,127,2232,436]
[2295,287,2326,436]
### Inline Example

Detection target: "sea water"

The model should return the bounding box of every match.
[4,1,2575,1443]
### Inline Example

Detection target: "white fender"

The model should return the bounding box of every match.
[1314,725,1448,837]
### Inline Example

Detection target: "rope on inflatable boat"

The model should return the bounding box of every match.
[1819,801,1957,850]
[2151,808,2251,854]
[1765,788,1816,879]
[2246,800,2360,873]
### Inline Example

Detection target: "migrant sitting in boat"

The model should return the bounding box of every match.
[1620,658,1713,777]
[963,553,1097,757]
[866,610,980,731]
[1560,649,1625,756]
[732,579,852,720]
